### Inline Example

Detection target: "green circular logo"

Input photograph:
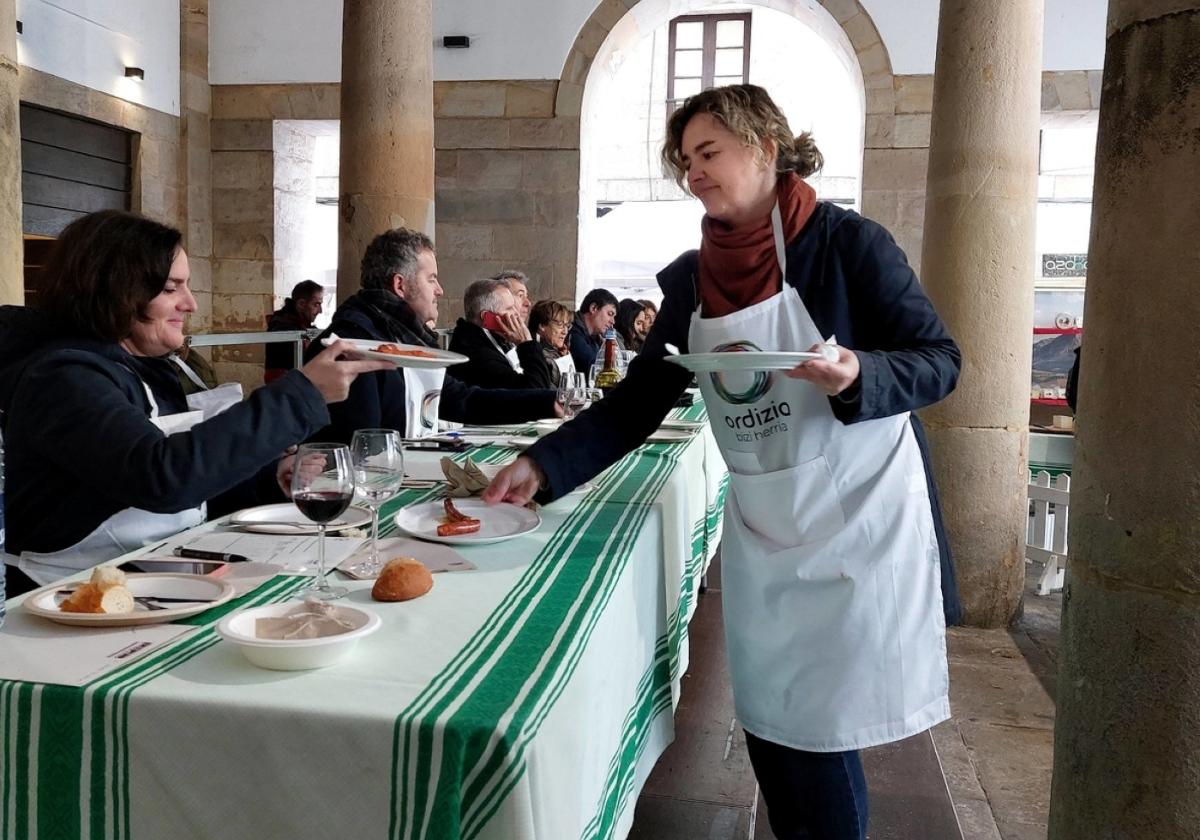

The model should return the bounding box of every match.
[709,341,774,404]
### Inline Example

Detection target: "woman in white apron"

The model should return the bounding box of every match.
[484,85,962,839]
[0,210,389,591]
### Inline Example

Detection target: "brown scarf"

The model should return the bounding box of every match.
[698,173,818,317]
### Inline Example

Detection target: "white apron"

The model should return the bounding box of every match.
[403,367,446,439]
[690,206,949,751]
[18,381,208,585]
[169,353,244,421]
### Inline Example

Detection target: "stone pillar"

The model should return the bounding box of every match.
[918,0,1044,627]
[337,0,434,302]
[0,0,22,306]
[1048,4,1200,836]
[180,0,213,332]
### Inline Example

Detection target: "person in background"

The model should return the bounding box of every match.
[568,288,618,374]
[638,299,658,333]
[484,84,962,840]
[528,299,575,387]
[307,228,559,442]
[0,210,387,592]
[264,280,325,384]
[448,278,555,390]
[493,270,532,321]
[615,298,649,354]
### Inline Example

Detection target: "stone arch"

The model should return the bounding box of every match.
[555,0,894,120]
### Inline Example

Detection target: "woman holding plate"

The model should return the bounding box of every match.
[0,210,389,591]
[484,85,961,838]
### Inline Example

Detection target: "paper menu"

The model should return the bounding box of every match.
[177,532,364,575]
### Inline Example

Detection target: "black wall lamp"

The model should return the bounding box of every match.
[442,35,470,49]
[124,66,145,81]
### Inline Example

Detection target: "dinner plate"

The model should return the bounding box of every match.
[665,351,824,373]
[228,503,373,535]
[645,428,697,444]
[24,573,236,627]
[323,336,467,369]
[393,499,541,545]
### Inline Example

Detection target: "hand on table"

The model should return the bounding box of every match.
[301,340,394,403]
[482,456,546,507]
[784,344,861,396]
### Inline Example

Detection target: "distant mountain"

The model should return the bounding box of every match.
[1033,333,1081,374]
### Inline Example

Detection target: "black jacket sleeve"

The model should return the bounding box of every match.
[830,223,962,423]
[439,375,559,425]
[526,298,693,502]
[20,354,329,513]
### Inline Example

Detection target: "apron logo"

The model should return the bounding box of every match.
[709,341,775,405]
[420,389,441,431]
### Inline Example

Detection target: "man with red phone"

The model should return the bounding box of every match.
[449,278,556,390]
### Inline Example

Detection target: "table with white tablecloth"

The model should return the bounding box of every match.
[0,401,728,840]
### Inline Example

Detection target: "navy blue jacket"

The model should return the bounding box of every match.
[307,291,558,442]
[525,204,963,623]
[0,307,329,555]
[567,311,603,374]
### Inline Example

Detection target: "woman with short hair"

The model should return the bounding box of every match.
[528,299,574,387]
[485,84,962,839]
[0,210,386,590]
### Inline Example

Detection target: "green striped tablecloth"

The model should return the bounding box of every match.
[1,402,728,840]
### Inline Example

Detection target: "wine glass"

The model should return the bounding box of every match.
[350,429,405,577]
[557,372,589,420]
[291,442,354,600]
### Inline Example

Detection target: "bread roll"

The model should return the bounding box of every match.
[371,557,434,602]
[91,566,127,591]
[60,581,136,614]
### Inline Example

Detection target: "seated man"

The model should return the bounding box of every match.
[307,228,558,441]
[493,270,532,321]
[569,288,618,374]
[265,280,324,383]
[448,278,555,390]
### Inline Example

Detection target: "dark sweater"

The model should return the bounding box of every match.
[0,306,329,555]
[524,203,964,623]
[448,318,555,390]
[306,291,558,442]
[568,312,603,374]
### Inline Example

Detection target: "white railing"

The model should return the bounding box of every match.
[1026,470,1070,595]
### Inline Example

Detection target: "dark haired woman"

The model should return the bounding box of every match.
[485,85,962,838]
[0,210,387,590]
[614,298,648,353]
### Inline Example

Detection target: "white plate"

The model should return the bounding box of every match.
[324,336,467,369]
[25,573,236,627]
[645,428,698,444]
[393,499,541,545]
[665,351,824,373]
[228,503,373,535]
[217,602,381,671]
[659,418,706,431]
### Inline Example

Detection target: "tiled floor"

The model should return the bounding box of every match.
[628,556,1062,840]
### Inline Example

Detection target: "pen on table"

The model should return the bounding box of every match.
[173,546,249,563]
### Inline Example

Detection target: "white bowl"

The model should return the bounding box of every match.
[216,602,381,671]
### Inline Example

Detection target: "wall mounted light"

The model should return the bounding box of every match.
[124,66,145,81]
[442,35,470,49]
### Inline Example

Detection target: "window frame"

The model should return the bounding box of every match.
[667,12,752,110]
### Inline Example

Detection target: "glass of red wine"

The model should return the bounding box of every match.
[291,442,354,600]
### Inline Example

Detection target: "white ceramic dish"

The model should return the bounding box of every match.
[393,499,541,545]
[645,428,698,444]
[665,350,825,373]
[217,602,382,671]
[323,336,467,369]
[25,573,236,627]
[228,503,372,535]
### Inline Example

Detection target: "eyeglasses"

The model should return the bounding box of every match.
[549,321,570,329]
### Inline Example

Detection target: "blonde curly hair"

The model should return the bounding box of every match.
[662,84,823,189]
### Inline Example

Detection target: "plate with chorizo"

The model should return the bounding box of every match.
[392,498,541,545]
[321,335,468,369]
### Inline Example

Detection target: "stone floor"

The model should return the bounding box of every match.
[629,556,1062,840]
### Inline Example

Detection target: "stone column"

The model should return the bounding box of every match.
[1048,4,1200,836]
[337,0,434,303]
[918,0,1044,627]
[0,0,22,306]
[180,0,213,332]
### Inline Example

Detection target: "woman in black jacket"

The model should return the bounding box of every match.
[485,85,961,840]
[0,210,386,590]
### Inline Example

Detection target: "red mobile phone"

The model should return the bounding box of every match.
[481,311,503,332]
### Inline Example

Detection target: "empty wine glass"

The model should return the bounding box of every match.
[350,429,405,577]
[291,442,353,600]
